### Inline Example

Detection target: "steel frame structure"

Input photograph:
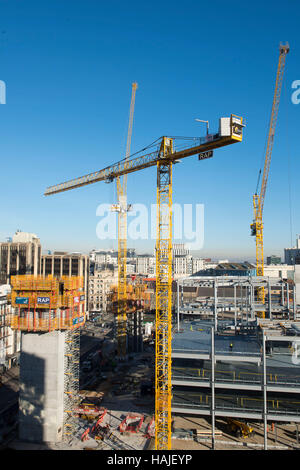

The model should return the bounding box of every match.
[64,328,81,440]
[177,275,297,331]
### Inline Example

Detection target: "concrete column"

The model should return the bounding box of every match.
[7,245,10,280]
[234,284,237,329]
[287,283,290,319]
[214,280,218,331]
[16,244,20,273]
[19,330,66,443]
[293,284,296,320]
[246,284,250,323]
[281,282,285,306]
[250,283,254,320]
[180,284,183,315]
[138,311,143,352]
[268,280,272,320]
[177,281,180,332]
[211,327,215,450]
[263,333,267,450]
[295,266,300,305]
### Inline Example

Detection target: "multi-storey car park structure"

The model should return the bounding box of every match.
[172,276,300,449]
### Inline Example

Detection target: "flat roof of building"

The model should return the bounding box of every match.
[172,319,260,356]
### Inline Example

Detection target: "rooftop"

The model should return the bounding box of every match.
[172,319,260,357]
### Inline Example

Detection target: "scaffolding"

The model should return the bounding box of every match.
[64,328,81,439]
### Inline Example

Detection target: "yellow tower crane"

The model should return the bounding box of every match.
[250,43,289,314]
[44,113,244,449]
[111,82,138,358]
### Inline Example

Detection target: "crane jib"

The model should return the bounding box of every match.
[44,129,242,196]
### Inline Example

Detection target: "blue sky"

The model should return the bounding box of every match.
[0,0,299,261]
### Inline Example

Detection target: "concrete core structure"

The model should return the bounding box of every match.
[19,330,66,443]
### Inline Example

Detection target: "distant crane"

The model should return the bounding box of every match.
[111,82,138,358]
[250,43,289,314]
[44,114,244,449]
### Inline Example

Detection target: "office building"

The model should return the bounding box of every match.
[41,252,89,312]
[284,236,300,265]
[0,231,41,285]
[267,255,281,265]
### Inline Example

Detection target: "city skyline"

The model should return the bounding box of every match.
[0,0,299,260]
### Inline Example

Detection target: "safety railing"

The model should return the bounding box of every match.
[172,392,300,417]
[10,275,84,291]
[5,313,85,331]
[172,367,300,388]
[172,347,261,357]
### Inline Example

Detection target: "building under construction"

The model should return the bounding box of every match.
[108,280,151,354]
[5,275,85,442]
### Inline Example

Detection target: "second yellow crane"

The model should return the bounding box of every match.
[112,82,138,358]
[251,43,289,315]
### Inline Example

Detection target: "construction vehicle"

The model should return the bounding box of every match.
[226,418,254,438]
[251,43,289,316]
[44,113,244,449]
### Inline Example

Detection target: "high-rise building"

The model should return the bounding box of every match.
[0,231,41,285]
[284,237,300,265]
[89,269,118,312]
[192,258,205,274]
[136,255,156,275]
[172,243,190,257]
[171,244,205,278]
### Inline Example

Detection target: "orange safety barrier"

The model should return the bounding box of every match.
[11,275,84,292]
[11,275,58,291]
[5,313,85,331]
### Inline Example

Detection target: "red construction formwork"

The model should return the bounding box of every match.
[119,413,144,434]
[145,416,155,438]
[80,408,107,441]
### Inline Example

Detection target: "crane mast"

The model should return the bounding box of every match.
[114,82,138,358]
[44,114,244,449]
[251,43,289,311]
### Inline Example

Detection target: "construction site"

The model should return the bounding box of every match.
[1,33,300,454]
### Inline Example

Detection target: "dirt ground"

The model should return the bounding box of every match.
[171,415,300,450]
